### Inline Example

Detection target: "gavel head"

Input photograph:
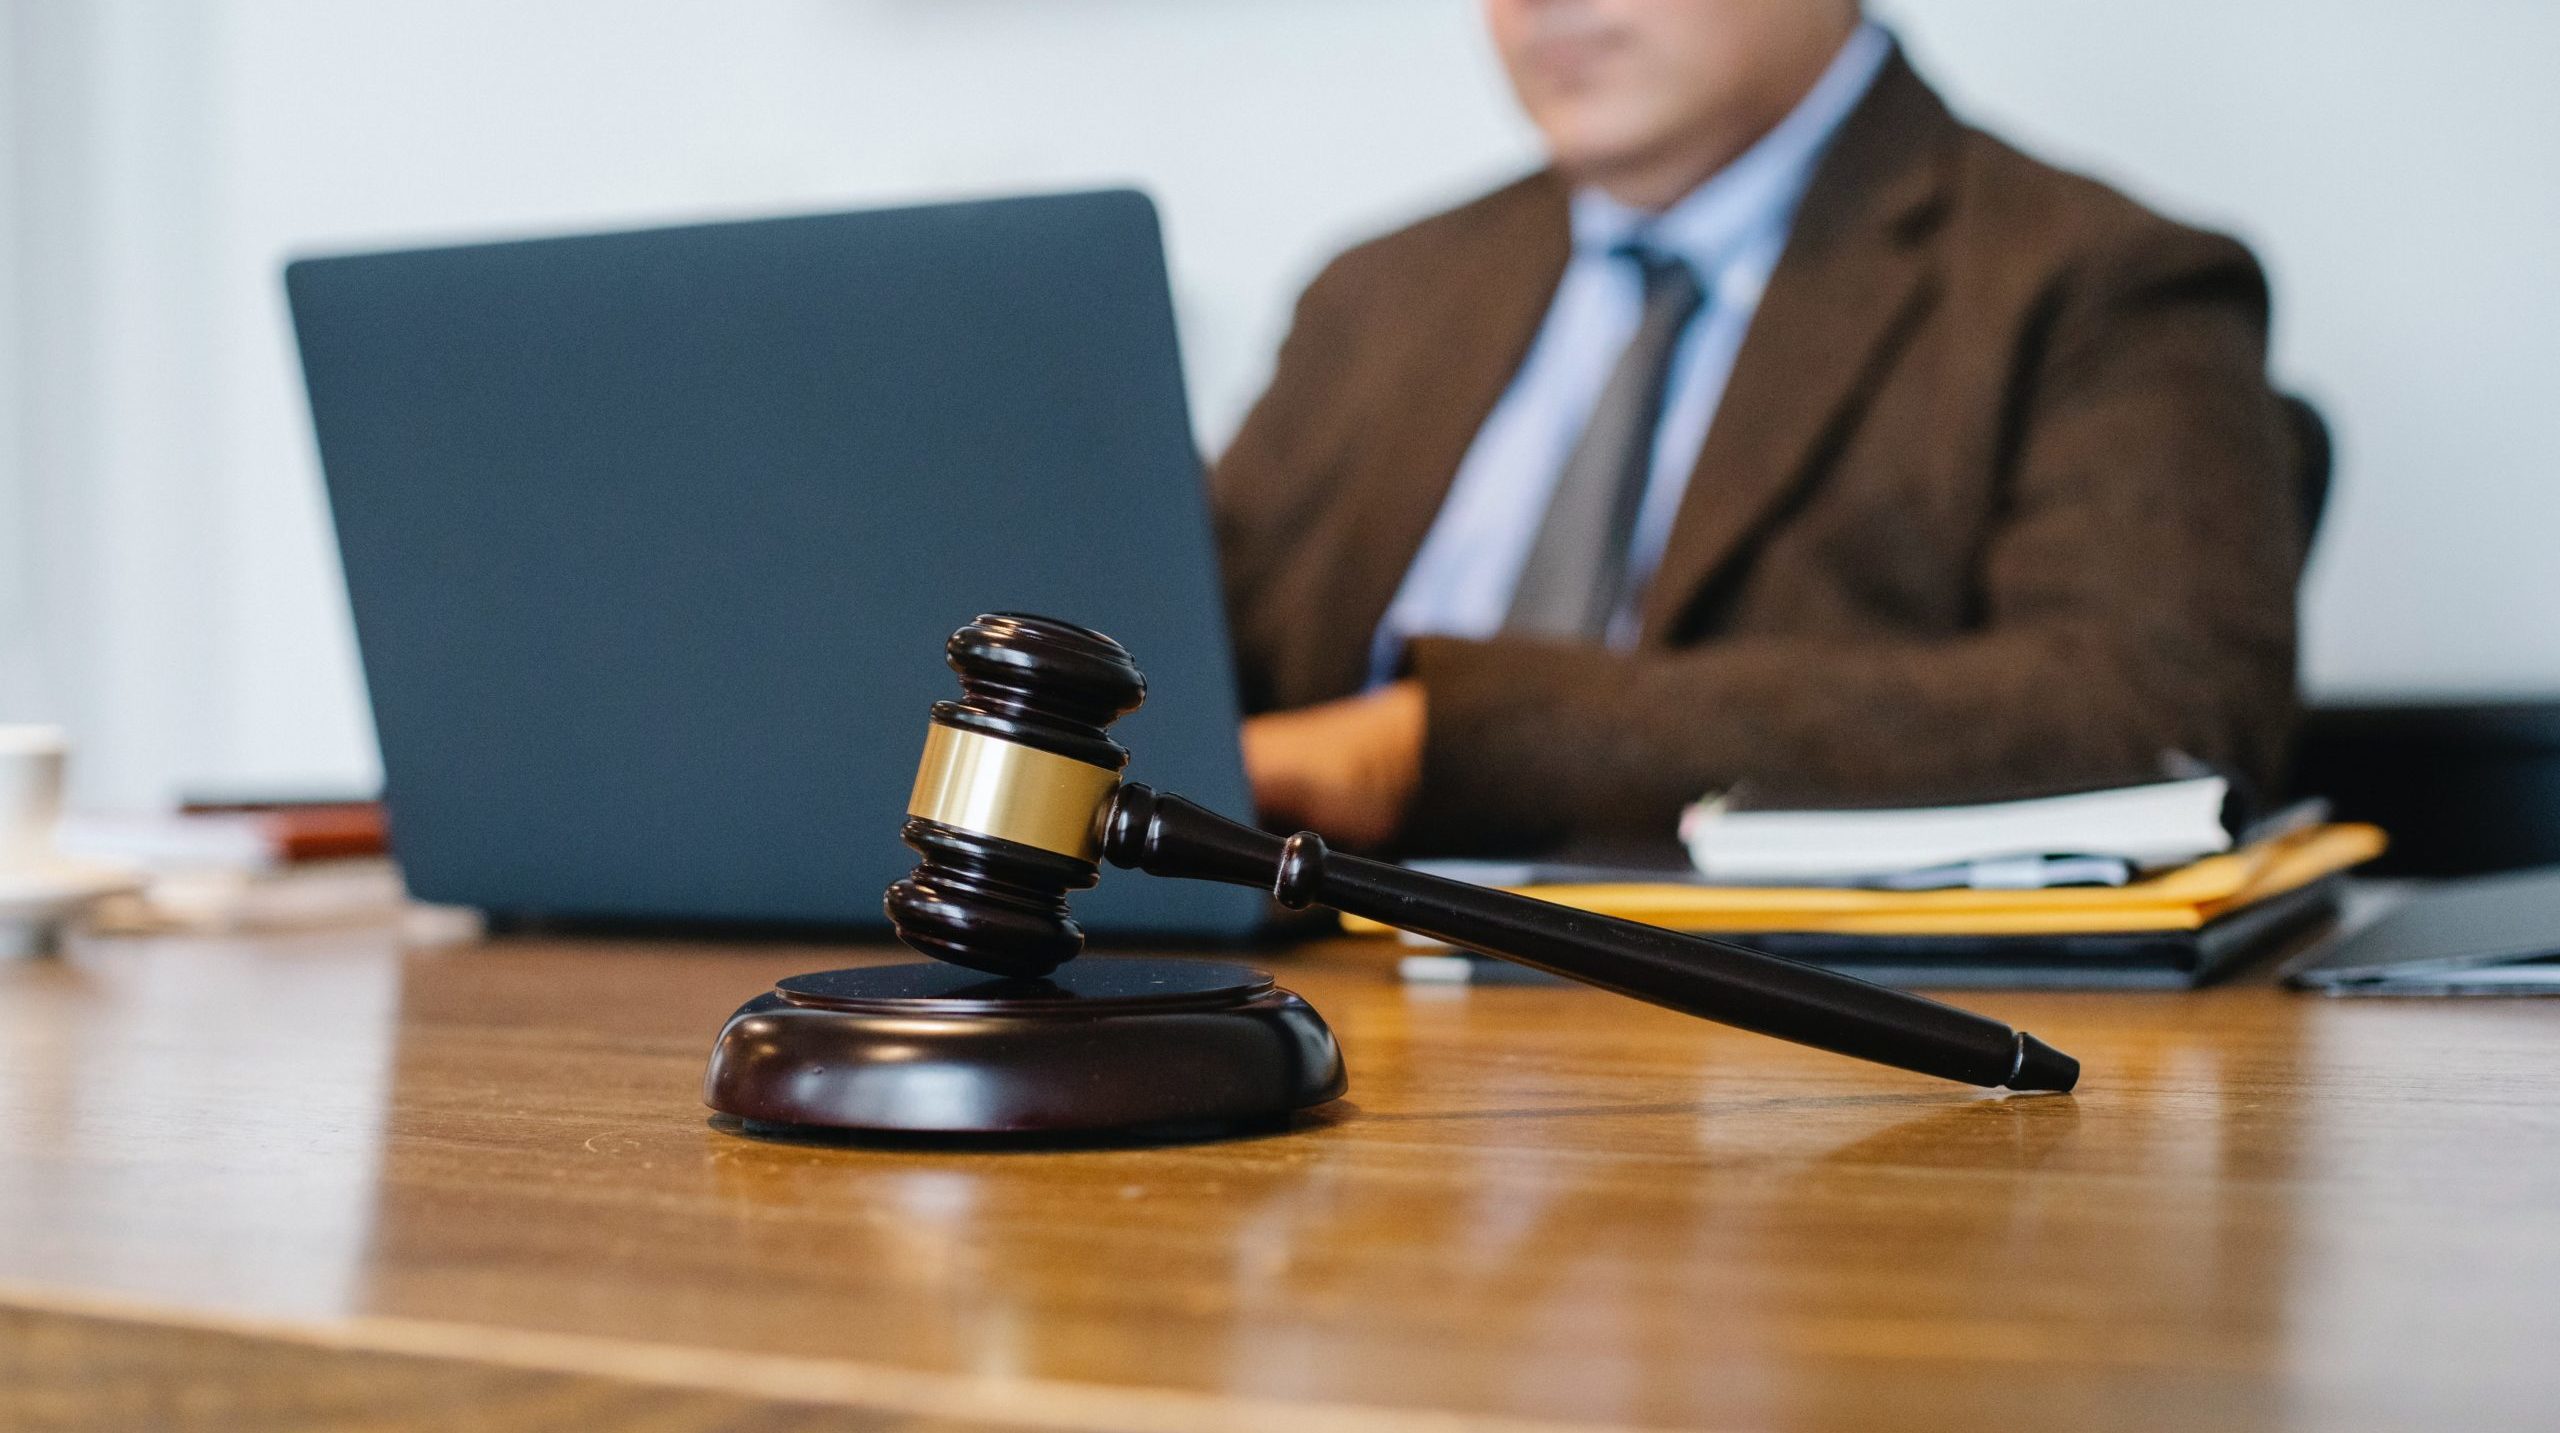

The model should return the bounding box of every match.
[884,613,1146,978]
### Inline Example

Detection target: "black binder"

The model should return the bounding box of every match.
[1402,876,2345,992]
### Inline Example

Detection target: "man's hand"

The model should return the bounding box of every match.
[1240,680,1427,850]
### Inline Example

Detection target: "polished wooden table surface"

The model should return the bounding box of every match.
[4,928,2558,1432]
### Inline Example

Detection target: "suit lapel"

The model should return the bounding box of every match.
[1639,54,1960,642]
[1315,175,1572,694]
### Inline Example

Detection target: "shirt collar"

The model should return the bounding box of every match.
[1568,20,1894,277]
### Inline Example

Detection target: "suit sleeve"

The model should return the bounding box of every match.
[1400,225,2305,853]
[1210,254,1370,711]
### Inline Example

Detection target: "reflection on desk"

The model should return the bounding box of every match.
[4,932,2558,1431]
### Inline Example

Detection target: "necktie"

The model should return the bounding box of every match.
[1503,246,1706,640]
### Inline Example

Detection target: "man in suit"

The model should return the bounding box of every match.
[1221,0,2306,854]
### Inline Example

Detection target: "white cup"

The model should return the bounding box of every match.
[0,725,69,874]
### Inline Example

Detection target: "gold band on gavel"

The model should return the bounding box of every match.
[905,723,1122,861]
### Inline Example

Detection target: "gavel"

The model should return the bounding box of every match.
[883,612,2077,1094]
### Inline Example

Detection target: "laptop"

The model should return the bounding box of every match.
[2286,865,2560,994]
[286,190,1266,939]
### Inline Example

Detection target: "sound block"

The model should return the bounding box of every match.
[703,957,1346,1137]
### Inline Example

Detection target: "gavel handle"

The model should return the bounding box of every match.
[1100,783,2078,1092]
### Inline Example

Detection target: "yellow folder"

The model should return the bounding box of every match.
[1340,823,2385,938]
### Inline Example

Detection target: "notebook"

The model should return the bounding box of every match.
[1678,776,2234,885]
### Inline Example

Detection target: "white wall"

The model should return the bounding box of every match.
[0,5,18,717]
[5,0,2557,808]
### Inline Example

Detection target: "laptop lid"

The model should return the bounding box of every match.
[287,189,1264,938]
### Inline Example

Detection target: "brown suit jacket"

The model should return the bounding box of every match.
[1212,53,2306,854]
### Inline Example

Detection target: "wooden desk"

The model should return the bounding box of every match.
[4,930,2557,1431]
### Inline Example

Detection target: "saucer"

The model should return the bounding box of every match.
[0,858,144,957]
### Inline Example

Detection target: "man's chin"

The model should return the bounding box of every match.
[1545,115,1752,210]
[1538,116,1687,187]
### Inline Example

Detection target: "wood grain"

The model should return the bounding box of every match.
[4,928,2558,1431]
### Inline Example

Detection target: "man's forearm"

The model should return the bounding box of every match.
[1401,624,2295,854]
